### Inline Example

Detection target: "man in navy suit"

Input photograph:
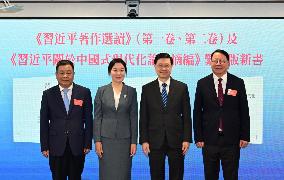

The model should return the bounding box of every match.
[40,60,93,180]
[193,49,250,180]
[139,53,192,180]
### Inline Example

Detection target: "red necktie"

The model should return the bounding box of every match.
[218,78,224,131]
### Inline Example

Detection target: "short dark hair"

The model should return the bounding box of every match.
[56,60,74,72]
[108,58,127,74]
[154,53,173,65]
[211,49,230,61]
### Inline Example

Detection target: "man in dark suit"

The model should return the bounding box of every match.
[40,60,93,180]
[139,53,192,180]
[193,49,250,180]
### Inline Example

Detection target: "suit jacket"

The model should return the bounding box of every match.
[93,83,138,144]
[139,78,192,149]
[40,83,93,156]
[193,73,250,145]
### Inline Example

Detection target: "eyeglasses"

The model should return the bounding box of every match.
[211,59,228,64]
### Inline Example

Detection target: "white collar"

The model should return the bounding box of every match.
[59,83,73,92]
[158,78,170,87]
[213,73,227,84]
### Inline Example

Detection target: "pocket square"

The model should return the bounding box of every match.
[227,89,237,96]
[74,99,83,106]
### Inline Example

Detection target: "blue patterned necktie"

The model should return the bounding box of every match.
[161,83,168,107]
[63,88,70,113]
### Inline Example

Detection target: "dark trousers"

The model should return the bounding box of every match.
[202,135,240,180]
[149,137,184,180]
[49,139,85,180]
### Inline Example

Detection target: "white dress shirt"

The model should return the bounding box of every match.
[158,78,170,94]
[213,73,227,96]
[59,83,73,104]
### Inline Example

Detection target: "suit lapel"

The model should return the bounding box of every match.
[53,85,67,114]
[152,79,164,108]
[68,83,78,115]
[167,78,175,108]
[224,73,233,105]
[117,84,128,111]
[105,83,116,111]
[208,74,220,106]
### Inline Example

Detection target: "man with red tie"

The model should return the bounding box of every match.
[193,49,250,180]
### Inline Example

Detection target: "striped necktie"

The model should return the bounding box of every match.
[161,83,168,107]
